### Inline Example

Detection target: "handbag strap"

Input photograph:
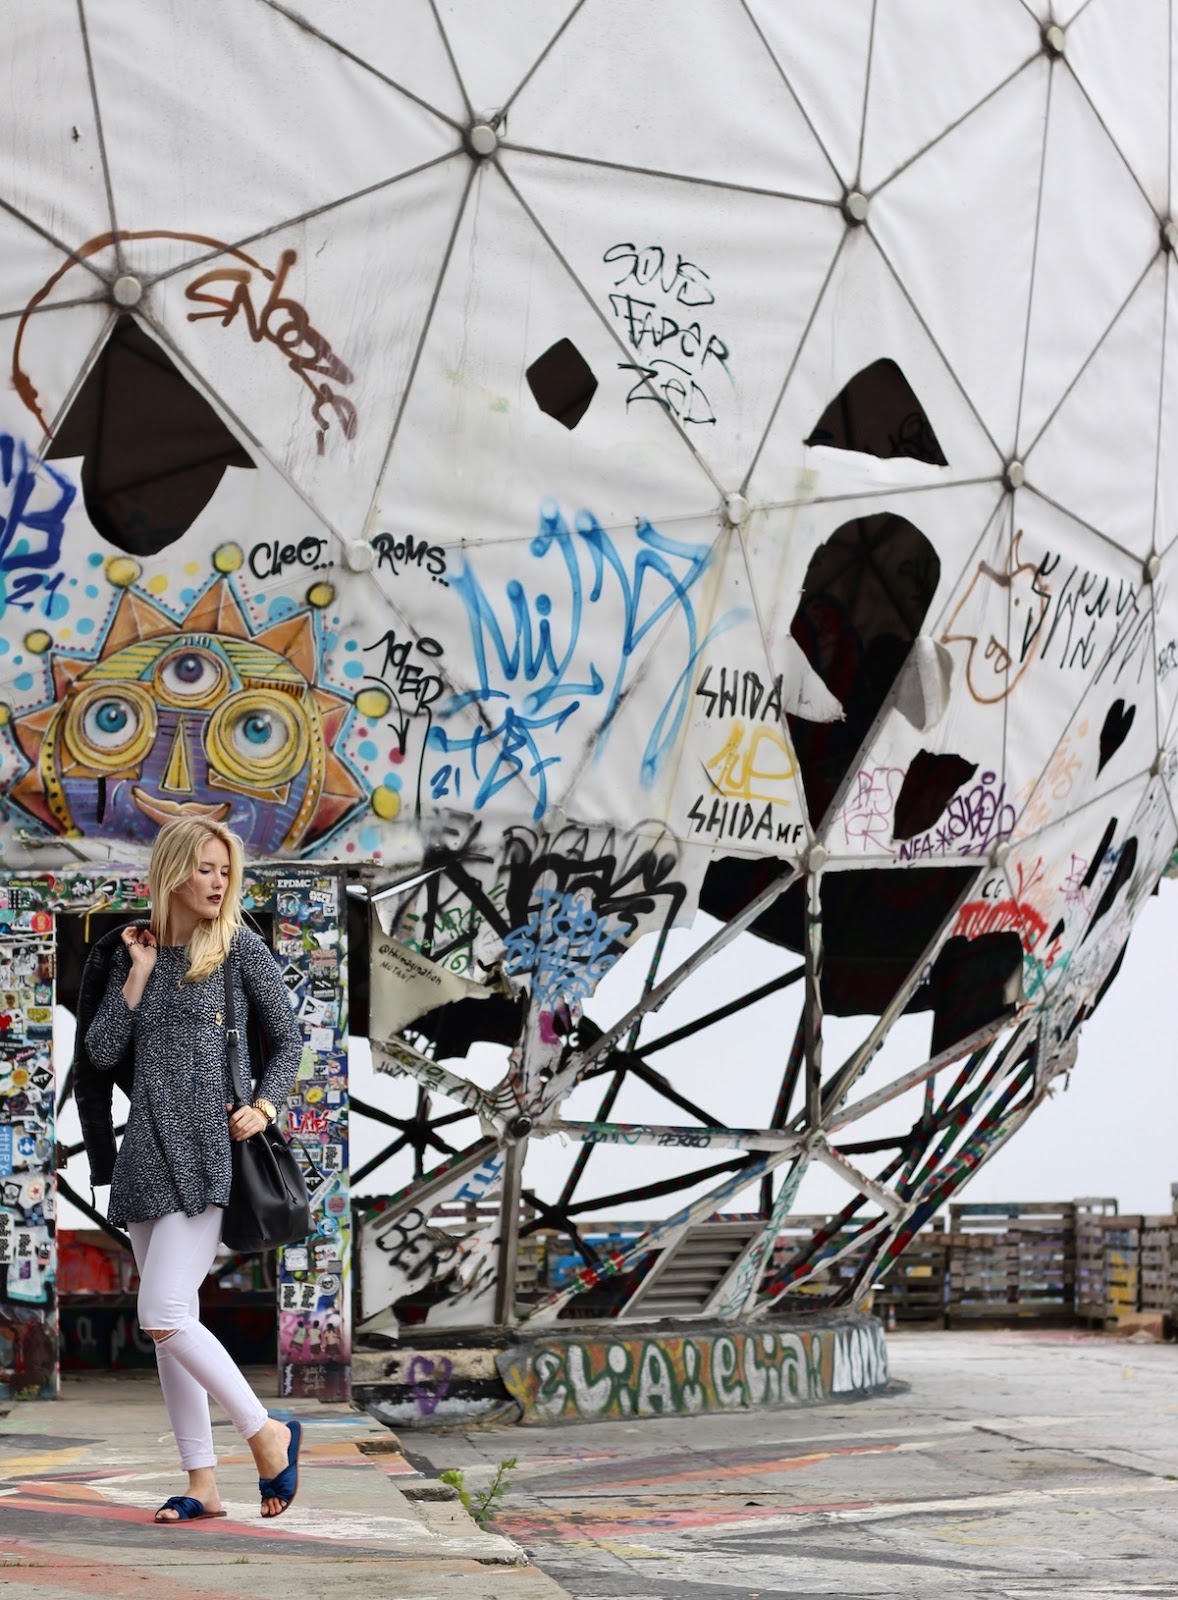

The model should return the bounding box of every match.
[224,946,249,1111]
[223,945,330,1188]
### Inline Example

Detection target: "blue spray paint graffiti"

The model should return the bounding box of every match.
[0,436,74,618]
[429,501,744,819]
[502,887,624,1004]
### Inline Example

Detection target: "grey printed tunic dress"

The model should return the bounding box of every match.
[86,927,302,1228]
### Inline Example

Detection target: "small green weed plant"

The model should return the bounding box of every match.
[439,1455,517,1528]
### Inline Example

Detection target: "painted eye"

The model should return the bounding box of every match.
[207,690,310,787]
[156,648,224,703]
[83,697,140,749]
[63,683,156,771]
[232,710,285,759]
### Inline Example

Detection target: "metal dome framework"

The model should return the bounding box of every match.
[0,0,1174,1351]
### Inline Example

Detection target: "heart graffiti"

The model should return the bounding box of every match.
[406,1353,453,1416]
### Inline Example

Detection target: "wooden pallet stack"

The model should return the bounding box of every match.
[945,1202,1077,1325]
[1103,1213,1178,1327]
[1075,1198,1119,1323]
[1139,1217,1177,1319]
[1101,1213,1143,1322]
[874,1219,948,1325]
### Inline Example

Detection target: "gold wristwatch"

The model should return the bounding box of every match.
[253,1096,277,1125]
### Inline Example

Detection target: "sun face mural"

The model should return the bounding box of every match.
[3,564,366,855]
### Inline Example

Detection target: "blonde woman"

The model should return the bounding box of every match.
[85,817,304,1523]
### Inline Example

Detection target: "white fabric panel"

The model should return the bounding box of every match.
[746,483,1005,674]
[1004,787,1147,1011]
[1067,0,1169,214]
[1017,67,1160,452]
[0,209,103,320]
[825,495,1012,862]
[1153,258,1178,559]
[149,159,470,539]
[1025,260,1166,561]
[740,484,1006,855]
[1161,669,1178,811]
[744,0,875,187]
[434,0,580,118]
[871,61,1050,456]
[275,0,470,123]
[860,0,1041,192]
[1,303,114,453]
[1154,547,1178,748]
[1121,778,1178,927]
[0,0,112,252]
[747,228,1001,510]
[615,523,813,858]
[374,162,718,548]
[508,0,839,197]
[1017,0,1095,20]
[413,511,740,833]
[504,149,845,494]
[1047,777,1177,1021]
[1011,656,1159,847]
[1003,491,1157,824]
[85,0,456,278]
[16,247,117,320]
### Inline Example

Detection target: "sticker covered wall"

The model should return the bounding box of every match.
[0,907,57,1399]
[242,869,352,1402]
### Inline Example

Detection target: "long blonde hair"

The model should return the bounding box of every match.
[148,818,244,983]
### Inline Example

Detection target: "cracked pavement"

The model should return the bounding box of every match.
[410,1328,1178,1599]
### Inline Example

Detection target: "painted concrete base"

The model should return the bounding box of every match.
[356,1313,888,1430]
[355,1334,523,1429]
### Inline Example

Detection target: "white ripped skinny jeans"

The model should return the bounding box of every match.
[127,1206,269,1471]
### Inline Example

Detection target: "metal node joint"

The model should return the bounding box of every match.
[467,121,499,158]
[111,275,143,308]
[723,492,749,527]
[1042,23,1066,57]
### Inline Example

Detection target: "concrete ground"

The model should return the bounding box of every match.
[411,1328,1178,1599]
[0,1367,571,1599]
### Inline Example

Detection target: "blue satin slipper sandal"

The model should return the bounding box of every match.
[258,1417,302,1517]
[154,1495,226,1523]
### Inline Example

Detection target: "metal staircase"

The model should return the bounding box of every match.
[621,1221,764,1318]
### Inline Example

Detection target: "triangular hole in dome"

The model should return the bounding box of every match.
[806,358,947,466]
[787,512,941,826]
[45,314,254,556]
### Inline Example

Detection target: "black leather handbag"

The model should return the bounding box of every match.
[220,951,314,1255]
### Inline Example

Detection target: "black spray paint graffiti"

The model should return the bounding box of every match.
[1020,553,1151,686]
[945,537,1152,705]
[496,824,688,1017]
[403,820,688,1034]
[897,771,1015,860]
[369,532,449,586]
[372,1204,496,1312]
[604,242,731,426]
[362,628,447,815]
[247,535,330,581]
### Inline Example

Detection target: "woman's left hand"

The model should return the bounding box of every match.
[227,1103,269,1141]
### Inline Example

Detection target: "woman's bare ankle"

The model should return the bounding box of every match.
[188,1466,220,1507]
[248,1417,289,1468]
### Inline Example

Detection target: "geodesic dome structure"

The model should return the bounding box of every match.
[2,1,1176,1331]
